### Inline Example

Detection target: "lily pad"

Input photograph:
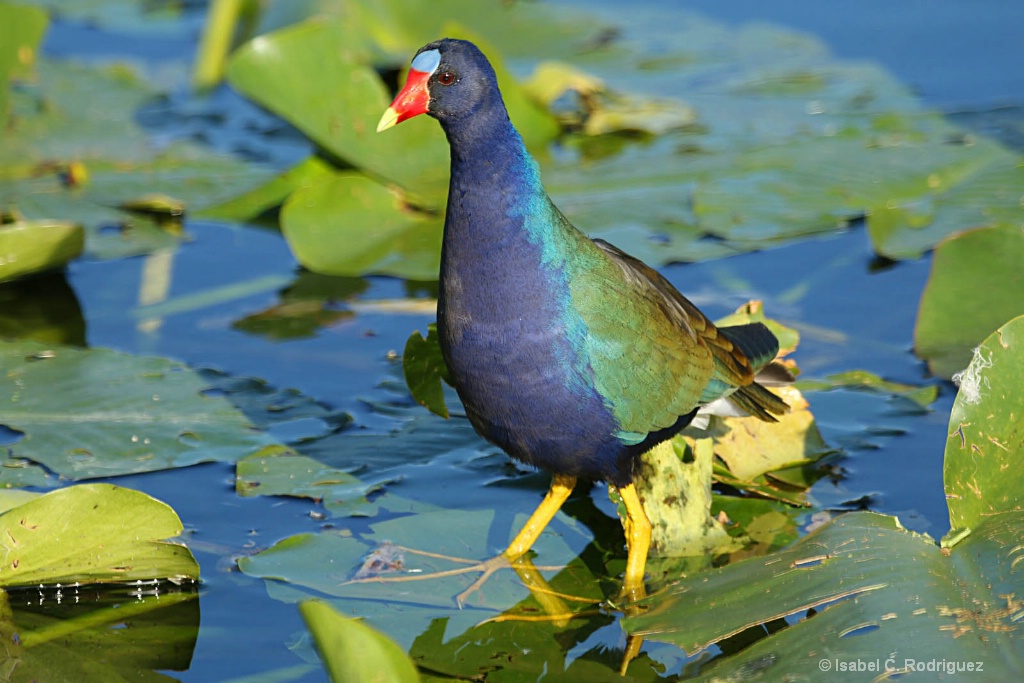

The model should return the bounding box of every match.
[710,386,833,482]
[914,225,1024,379]
[523,60,697,136]
[300,600,420,683]
[0,339,275,483]
[0,483,198,587]
[280,172,443,280]
[0,2,47,120]
[225,17,450,203]
[403,323,450,419]
[1,58,273,259]
[626,511,1024,681]
[944,314,1024,535]
[797,369,939,408]
[236,445,384,517]
[0,217,83,284]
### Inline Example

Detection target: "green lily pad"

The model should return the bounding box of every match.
[0,218,83,284]
[280,172,443,280]
[0,58,273,259]
[711,494,801,553]
[523,60,697,136]
[300,601,420,683]
[867,147,1024,261]
[196,155,338,224]
[225,17,450,203]
[240,505,587,607]
[944,314,1024,536]
[626,511,1024,681]
[797,369,939,408]
[236,445,384,517]
[0,488,41,514]
[0,2,47,120]
[403,323,450,419]
[0,339,275,483]
[0,483,198,587]
[914,225,1024,379]
[241,513,615,663]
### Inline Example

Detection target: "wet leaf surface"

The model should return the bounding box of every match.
[626,511,1024,681]
[944,314,1024,535]
[915,226,1024,379]
[0,483,198,586]
[0,339,275,482]
[300,600,420,683]
[0,218,83,283]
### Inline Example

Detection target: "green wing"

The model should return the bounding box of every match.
[566,237,760,443]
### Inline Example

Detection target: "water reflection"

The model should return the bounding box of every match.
[0,272,85,346]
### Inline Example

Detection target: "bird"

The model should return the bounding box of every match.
[376,38,789,601]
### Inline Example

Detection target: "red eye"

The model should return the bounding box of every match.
[437,71,456,86]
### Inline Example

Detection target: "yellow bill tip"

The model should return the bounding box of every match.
[376,106,400,133]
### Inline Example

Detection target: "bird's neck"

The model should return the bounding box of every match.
[440,109,559,259]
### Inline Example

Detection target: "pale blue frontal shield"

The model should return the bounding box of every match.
[411,49,441,74]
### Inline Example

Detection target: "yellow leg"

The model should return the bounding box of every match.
[616,482,652,674]
[616,482,651,601]
[453,473,575,607]
[503,473,577,560]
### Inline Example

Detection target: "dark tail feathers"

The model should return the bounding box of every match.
[720,322,792,422]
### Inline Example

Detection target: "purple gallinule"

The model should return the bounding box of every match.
[378,39,788,601]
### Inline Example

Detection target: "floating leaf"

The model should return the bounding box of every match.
[0,483,198,586]
[711,494,800,554]
[524,61,697,136]
[300,601,420,683]
[226,17,450,203]
[280,172,442,280]
[0,59,273,258]
[0,2,47,120]
[0,218,83,284]
[0,339,274,483]
[914,225,1024,379]
[944,314,1024,536]
[867,149,1024,260]
[403,324,449,419]
[196,155,338,223]
[797,369,938,408]
[236,445,384,516]
[626,511,1024,681]
[710,386,833,482]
